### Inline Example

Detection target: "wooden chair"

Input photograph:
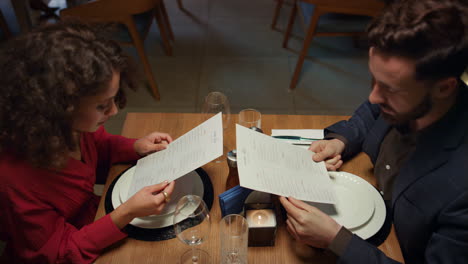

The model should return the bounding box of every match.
[177,0,184,10]
[0,9,12,39]
[282,0,385,90]
[272,0,295,31]
[61,0,175,100]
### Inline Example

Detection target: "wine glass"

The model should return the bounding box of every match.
[173,195,212,264]
[201,91,231,162]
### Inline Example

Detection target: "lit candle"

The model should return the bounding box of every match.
[246,209,276,228]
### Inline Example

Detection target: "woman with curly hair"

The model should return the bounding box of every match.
[0,22,175,263]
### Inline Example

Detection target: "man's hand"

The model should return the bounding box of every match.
[134,132,173,156]
[309,139,345,171]
[279,196,341,249]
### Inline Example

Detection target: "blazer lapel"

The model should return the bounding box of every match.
[391,138,449,208]
[392,89,468,208]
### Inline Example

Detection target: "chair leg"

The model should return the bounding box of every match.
[290,10,321,91]
[282,0,297,49]
[160,0,174,41]
[126,20,161,100]
[177,0,183,10]
[154,5,173,56]
[271,0,283,30]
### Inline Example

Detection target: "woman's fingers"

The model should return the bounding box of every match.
[163,181,175,196]
[152,132,173,144]
[148,181,170,194]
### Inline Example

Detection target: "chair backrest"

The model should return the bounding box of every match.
[61,0,159,21]
[305,0,384,17]
[0,9,12,38]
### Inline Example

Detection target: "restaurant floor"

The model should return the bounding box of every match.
[1,0,371,135]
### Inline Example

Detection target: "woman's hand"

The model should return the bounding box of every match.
[309,139,345,171]
[110,181,175,229]
[134,132,173,156]
[279,196,341,249]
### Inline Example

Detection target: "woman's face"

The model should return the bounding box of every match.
[72,71,120,133]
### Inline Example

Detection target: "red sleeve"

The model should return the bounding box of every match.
[93,126,141,164]
[91,126,141,184]
[1,185,127,264]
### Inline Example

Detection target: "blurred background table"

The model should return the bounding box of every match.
[94,112,404,263]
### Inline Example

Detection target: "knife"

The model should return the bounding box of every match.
[272,135,321,141]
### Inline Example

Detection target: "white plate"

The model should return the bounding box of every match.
[111,168,204,228]
[346,174,386,240]
[306,171,375,229]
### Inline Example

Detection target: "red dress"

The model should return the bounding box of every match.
[0,127,140,263]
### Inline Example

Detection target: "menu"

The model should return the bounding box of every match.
[237,125,336,203]
[127,113,223,199]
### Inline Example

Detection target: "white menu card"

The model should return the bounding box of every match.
[126,113,223,199]
[237,125,336,203]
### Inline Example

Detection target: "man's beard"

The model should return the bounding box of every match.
[380,93,433,126]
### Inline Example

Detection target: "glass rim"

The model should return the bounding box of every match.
[239,108,261,116]
[221,213,247,223]
[175,195,208,217]
[204,91,228,105]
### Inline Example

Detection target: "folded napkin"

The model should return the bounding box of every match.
[271,129,324,149]
[218,185,253,217]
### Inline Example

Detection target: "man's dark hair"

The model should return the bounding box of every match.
[367,0,468,81]
[0,21,139,168]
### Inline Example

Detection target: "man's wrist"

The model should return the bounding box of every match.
[324,133,348,146]
[328,226,353,256]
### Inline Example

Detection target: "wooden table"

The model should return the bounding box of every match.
[95,113,404,263]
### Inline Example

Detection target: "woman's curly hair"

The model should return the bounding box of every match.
[0,21,139,169]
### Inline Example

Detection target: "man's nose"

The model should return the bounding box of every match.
[369,82,385,105]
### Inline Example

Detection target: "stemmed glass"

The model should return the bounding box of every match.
[201,91,231,162]
[173,195,212,264]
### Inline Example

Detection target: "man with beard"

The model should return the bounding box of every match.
[280,0,468,263]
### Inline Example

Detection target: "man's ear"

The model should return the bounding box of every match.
[433,77,458,99]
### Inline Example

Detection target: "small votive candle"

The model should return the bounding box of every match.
[244,206,277,247]
[246,209,276,227]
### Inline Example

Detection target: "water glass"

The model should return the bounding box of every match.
[220,214,249,264]
[201,91,231,130]
[238,109,261,129]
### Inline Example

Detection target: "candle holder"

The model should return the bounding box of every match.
[244,203,277,247]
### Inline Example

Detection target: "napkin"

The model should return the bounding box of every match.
[218,185,253,217]
[271,129,324,149]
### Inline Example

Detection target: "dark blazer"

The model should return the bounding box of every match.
[325,85,468,263]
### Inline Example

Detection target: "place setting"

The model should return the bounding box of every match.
[104,112,228,241]
[270,127,389,241]
[104,166,214,241]
[233,120,389,242]
[308,171,387,241]
[104,106,390,263]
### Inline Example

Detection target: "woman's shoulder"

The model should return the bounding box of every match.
[0,151,49,188]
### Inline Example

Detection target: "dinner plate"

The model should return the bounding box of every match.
[345,173,386,240]
[117,167,203,217]
[111,168,204,228]
[306,171,375,229]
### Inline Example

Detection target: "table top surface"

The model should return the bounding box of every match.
[94,112,404,264]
